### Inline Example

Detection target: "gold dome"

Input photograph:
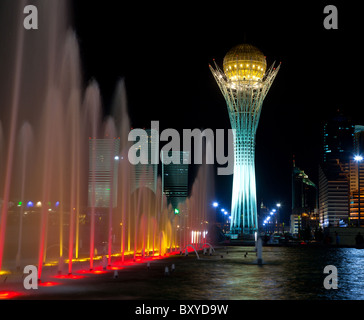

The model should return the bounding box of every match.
[223,44,267,82]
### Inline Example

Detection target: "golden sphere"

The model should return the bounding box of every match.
[223,44,267,82]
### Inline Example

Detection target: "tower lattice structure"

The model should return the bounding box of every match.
[210,44,280,235]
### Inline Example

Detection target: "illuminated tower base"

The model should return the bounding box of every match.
[210,44,280,235]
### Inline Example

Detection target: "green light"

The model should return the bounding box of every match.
[18,201,22,206]
[174,209,180,215]
[106,189,111,191]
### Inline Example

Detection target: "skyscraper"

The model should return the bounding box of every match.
[88,138,120,208]
[349,159,364,225]
[319,159,349,227]
[321,113,355,164]
[354,125,364,155]
[210,44,280,235]
[161,151,189,211]
[292,161,318,230]
[130,129,158,193]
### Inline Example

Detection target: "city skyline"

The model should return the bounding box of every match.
[1,0,364,304]
[67,2,363,224]
[0,2,362,224]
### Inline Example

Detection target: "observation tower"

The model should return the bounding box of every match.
[210,44,280,236]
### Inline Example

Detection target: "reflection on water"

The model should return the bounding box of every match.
[145,246,364,300]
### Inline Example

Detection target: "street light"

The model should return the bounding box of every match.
[354,155,363,227]
[213,202,219,208]
[276,203,281,233]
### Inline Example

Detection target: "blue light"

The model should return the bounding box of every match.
[354,155,363,162]
[221,209,225,213]
[213,202,219,208]
[55,201,60,207]
[272,209,276,213]
[27,201,34,207]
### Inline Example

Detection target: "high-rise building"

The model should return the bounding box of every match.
[319,159,349,227]
[161,151,189,211]
[354,125,364,155]
[292,162,318,229]
[349,159,364,225]
[321,113,355,164]
[88,138,120,208]
[258,201,270,229]
[320,115,364,227]
[130,129,158,193]
[290,214,300,235]
[210,44,280,235]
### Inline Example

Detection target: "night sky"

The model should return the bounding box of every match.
[70,1,362,222]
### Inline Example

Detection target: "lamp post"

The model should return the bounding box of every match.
[212,201,218,223]
[276,203,281,233]
[354,156,363,227]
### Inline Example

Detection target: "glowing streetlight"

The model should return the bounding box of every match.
[213,202,219,208]
[276,203,281,232]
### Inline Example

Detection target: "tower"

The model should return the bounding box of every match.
[210,44,280,235]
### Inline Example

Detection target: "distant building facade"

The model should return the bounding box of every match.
[319,159,349,227]
[292,162,318,230]
[321,113,355,164]
[161,151,189,211]
[319,113,364,228]
[290,214,299,235]
[88,138,120,208]
[130,129,158,193]
[354,125,364,155]
[349,159,364,225]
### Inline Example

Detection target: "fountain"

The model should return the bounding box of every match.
[0,1,216,284]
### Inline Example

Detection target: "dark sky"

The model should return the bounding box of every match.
[70,1,362,222]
